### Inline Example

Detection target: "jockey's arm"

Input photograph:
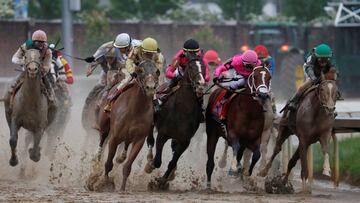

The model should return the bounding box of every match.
[60,56,73,84]
[165,58,179,79]
[11,44,26,65]
[214,61,232,78]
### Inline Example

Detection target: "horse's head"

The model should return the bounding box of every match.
[136,59,160,97]
[317,80,337,114]
[24,49,41,78]
[183,52,206,97]
[248,65,271,101]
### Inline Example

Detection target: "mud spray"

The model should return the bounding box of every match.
[0,77,359,202]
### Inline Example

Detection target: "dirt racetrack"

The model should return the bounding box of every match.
[0,76,359,202]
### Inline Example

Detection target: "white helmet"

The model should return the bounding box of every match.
[113,33,131,48]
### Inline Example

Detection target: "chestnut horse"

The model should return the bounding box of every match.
[205,66,272,189]
[87,59,160,191]
[144,53,206,189]
[259,79,338,193]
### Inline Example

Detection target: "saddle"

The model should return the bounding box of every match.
[281,85,319,129]
[211,89,238,121]
[154,82,180,101]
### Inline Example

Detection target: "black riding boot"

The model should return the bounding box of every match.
[287,93,301,111]
[154,76,181,112]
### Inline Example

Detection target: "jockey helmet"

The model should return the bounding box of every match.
[141,37,158,53]
[315,44,332,58]
[254,45,269,59]
[32,30,47,42]
[183,39,200,52]
[204,50,221,65]
[242,50,258,65]
[114,33,131,48]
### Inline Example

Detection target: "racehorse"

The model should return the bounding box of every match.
[205,65,272,189]
[87,59,160,191]
[144,52,206,189]
[259,78,338,193]
[4,49,56,166]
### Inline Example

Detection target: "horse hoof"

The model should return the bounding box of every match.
[144,160,155,174]
[93,176,115,192]
[167,167,177,181]
[29,148,41,162]
[148,177,169,191]
[322,169,331,177]
[258,169,267,177]
[116,153,127,164]
[9,157,19,166]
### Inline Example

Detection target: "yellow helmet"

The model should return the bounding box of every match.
[141,37,158,53]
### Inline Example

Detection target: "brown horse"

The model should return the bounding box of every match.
[259,79,338,193]
[205,65,271,189]
[144,53,206,189]
[87,59,159,191]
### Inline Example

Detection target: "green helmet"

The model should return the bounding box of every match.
[314,44,332,58]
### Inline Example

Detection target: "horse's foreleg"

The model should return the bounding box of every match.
[284,146,300,182]
[116,143,129,164]
[206,134,219,189]
[9,120,20,166]
[104,137,118,177]
[94,130,109,161]
[242,149,252,175]
[259,125,291,177]
[218,140,228,168]
[319,132,331,177]
[29,130,43,162]
[229,138,241,175]
[146,126,155,161]
[153,135,169,168]
[299,143,310,193]
[248,146,261,176]
[163,141,190,180]
[259,128,272,172]
[121,138,145,191]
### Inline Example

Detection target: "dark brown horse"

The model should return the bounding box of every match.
[87,59,159,191]
[259,79,338,193]
[144,53,206,189]
[205,66,272,189]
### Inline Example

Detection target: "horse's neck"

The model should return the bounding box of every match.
[20,74,42,103]
[132,84,152,108]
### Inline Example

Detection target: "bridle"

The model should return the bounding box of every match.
[316,80,336,113]
[247,66,271,96]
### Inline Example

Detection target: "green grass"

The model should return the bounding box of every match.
[313,136,360,185]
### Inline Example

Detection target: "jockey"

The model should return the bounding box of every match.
[213,50,261,91]
[165,39,210,91]
[84,33,141,90]
[288,43,337,110]
[204,49,222,80]
[254,45,275,75]
[204,49,222,66]
[103,37,164,112]
[49,44,74,85]
[11,29,56,108]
